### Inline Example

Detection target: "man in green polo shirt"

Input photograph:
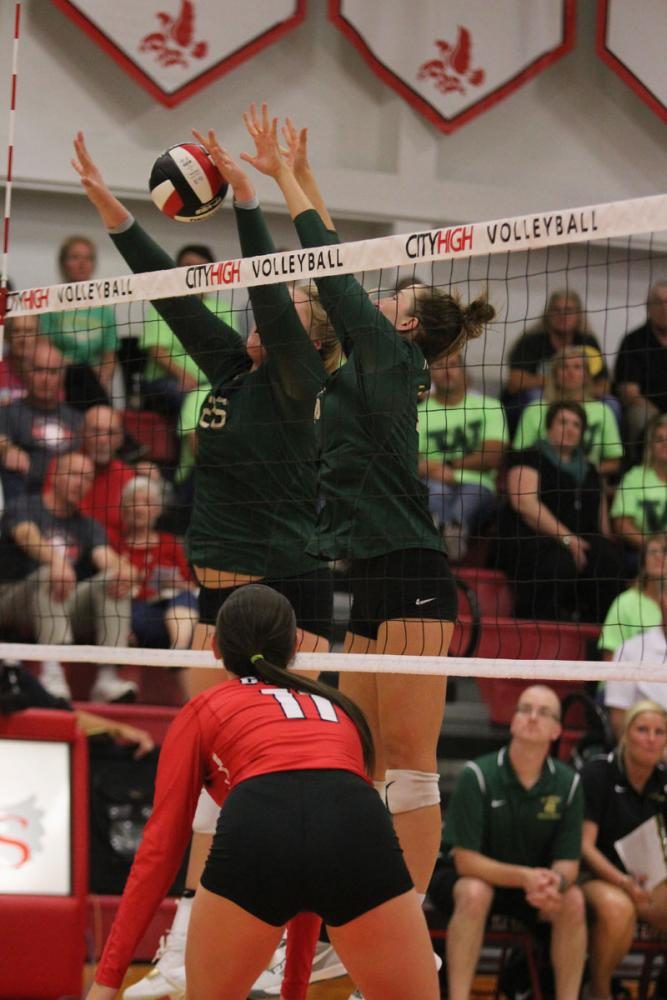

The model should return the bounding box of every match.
[441,685,586,1000]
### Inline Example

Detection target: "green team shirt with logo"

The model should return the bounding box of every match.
[513,399,622,469]
[418,390,508,493]
[141,295,235,384]
[40,304,118,365]
[111,208,325,578]
[293,209,443,561]
[598,587,662,655]
[443,746,583,866]
[611,465,667,535]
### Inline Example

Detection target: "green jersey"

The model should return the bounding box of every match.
[418,390,508,493]
[611,465,667,535]
[294,210,442,560]
[513,399,622,469]
[40,304,118,365]
[141,295,234,384]
[598,587,662,655]
[444,746,583,866]
[176,383,211,486]
[111,208,325,577]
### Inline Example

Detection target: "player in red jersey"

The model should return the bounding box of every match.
[86,584,438,1000]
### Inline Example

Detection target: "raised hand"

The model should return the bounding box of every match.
[191,128,254,202]
[241,102,286,179]
[281,117,309,178]
[72,131,111,204]
[71,131,129,228]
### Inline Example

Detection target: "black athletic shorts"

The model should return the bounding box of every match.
[429,860,540,930]
[200,770,413,926]
[347,548,458,641]
[196,567,333,641]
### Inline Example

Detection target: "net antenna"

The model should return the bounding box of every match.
[0,2,21,353]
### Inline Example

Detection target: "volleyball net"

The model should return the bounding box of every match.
[4,191,667,694]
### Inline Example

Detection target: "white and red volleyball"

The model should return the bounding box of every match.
[149,142,228,223]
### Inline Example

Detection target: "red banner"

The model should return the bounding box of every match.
[51,0,306,108]
[329,0,576,134]
[597,0,667,124]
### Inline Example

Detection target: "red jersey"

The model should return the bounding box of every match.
[117,532,191,602]
[95,677,367,988]
[79,459,135,550]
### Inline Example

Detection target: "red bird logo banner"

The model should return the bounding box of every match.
[597,0,667,124]
[51,0,306,107]
[330,0,576,134]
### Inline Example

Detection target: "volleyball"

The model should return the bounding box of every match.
[148,142,228,223]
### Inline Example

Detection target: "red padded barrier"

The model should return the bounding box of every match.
[0,710,88,999]
[455,568,514,618]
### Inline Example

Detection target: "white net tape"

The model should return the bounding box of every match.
[7,193,667,316]
[1,643,663,683]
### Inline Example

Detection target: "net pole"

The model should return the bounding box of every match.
[0,2,21,352]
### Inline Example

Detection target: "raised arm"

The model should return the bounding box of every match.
[193,127,326,400]
[72,132,247,385]
[241,106,404,381]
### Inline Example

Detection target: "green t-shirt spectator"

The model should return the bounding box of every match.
[611,465,667,535]
[598,587,662,656]
[176,383,211,486]
[40,305,118,365]
[141,295,236,385]
[513,399,622,469]
[418,390,508,493]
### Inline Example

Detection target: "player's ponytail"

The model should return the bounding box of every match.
[215,584,374,773]
[412,287,496,364]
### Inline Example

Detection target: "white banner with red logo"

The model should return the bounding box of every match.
[51,0,306,107]
[329,0,575,133]
[597,0,667,124]
[0,740,71,894]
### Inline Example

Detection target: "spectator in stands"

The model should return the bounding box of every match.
[611,414,667,560]
[40,235,118,410]
[605,589,667,740]
[580,700,667,1000]
[430,684,585,1000]
[0,314,41,405]
[418,349,507,561]
[0,660,154,756]
[139,244,234,417]
[0,450,136,703]
[598,535,667,661]
[117,476,197,651]
[503,290,608,435]
[0,340,82,501]
[79,404,135,549]
[513,347,622,480]
[614,281,667,463]
[496,401,624,621]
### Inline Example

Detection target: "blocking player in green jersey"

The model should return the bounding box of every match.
[418,349,508,561]
[73,131,346,1000]
[242,105,495,916]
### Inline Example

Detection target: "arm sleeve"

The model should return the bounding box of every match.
[234,204,326,401]
[94,704,207,989]
[443,762,486,852]
[551,771,584,860]
[110,219,248,386]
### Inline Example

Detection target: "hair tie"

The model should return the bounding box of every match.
[250,653,264,664]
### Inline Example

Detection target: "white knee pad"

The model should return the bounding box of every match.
[384,769,441,814]
[192,788,220,834]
